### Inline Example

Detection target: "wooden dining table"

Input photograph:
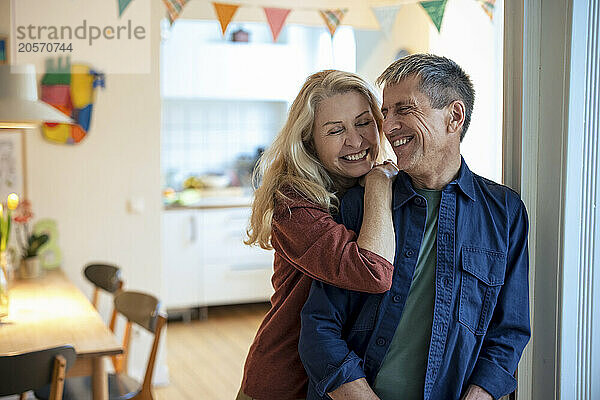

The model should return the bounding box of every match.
[0,269,123,400]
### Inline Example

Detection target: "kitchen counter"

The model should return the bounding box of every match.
[164,197,253,209]
[163,187,253,210]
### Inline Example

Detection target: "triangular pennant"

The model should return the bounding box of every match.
[264,7,291,42]
[419,0,448,32]
[371,5,402,37]
[117,0,133,17]
[477,0,495,20]
[319,9,348,37]
[213,3,240,35]
[162,0,190,25]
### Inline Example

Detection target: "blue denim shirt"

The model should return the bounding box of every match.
[299,160,530,400]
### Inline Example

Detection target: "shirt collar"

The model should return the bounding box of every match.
[452,156,476,201]
[392,156,476,209]
[392,172,418,210]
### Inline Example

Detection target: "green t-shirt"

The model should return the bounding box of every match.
[373,188,441,400]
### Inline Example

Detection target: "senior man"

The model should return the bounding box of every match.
[299,54,530,400]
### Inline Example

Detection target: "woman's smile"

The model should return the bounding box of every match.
[341,148,369,162]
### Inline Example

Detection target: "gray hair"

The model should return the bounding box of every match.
[376,53,475,141]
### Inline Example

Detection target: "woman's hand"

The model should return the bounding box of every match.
[360,160,399,186]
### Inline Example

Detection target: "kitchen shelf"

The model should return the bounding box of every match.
[162,41,303,101]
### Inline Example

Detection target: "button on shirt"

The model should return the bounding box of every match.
[373,188,441,400]
[299,159,531,400]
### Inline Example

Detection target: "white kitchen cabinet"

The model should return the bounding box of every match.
[162,209,205,309]
[200,208,275,306]
[162,207,274,310]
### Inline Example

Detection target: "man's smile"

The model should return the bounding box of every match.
[391,136,414,147]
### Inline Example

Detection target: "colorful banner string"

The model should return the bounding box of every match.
[264,7,292,42]
[117,0,134,17]
[213,2,240,35]
[163,0,191,25]
[372,5,402,37]
[419,0,448,32]
[477,0,495,20]
[153,0,496,36]
[319,9,348,37]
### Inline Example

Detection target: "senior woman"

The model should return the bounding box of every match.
[238,70,397,400]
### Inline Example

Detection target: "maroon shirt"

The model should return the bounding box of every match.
[241,190,394,399]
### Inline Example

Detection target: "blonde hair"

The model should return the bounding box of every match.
[245,70,386,250]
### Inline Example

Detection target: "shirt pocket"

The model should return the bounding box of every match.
[458,247,506,335]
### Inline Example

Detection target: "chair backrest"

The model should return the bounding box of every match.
[84,262,124,373]
[0,345,76,398]
[114,291,167,399]
[84,263,123,298]
[83,262,123,326]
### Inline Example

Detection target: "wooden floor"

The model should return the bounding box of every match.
[154,303,270,400]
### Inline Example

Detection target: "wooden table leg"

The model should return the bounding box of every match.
[91,357,108,400]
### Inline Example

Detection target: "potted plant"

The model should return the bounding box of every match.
[14,200,49,279]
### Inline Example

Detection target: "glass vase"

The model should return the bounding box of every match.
[0,256,8,320]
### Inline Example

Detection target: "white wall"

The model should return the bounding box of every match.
[355,0,503,182]
[429,0,504,182]
[0,0,165,383]
[355,4,430,85]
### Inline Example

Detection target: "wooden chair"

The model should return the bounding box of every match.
[83,262,124,371]
[0,345,76,400]
[35,291,167,400]
[84,263,124,331]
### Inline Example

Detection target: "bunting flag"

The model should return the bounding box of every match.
[371,5,402,37]
[420,0,448,32]
[477,0,495,20]
[319,9,348,37]
[117,0,134,17]
[163,0,190,25]
[213,3,240,35]
[158,1,491,36]
[263,7,291,42]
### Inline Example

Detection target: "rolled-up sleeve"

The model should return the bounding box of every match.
[299,280,366,398]
[468,198,531,399]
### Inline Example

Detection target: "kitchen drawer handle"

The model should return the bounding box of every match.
[190,215,197,243]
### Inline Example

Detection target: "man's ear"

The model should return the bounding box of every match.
[447,100,465,135]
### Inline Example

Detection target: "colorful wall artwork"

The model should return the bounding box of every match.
[0,35,8,65]
[40,57,105,145]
